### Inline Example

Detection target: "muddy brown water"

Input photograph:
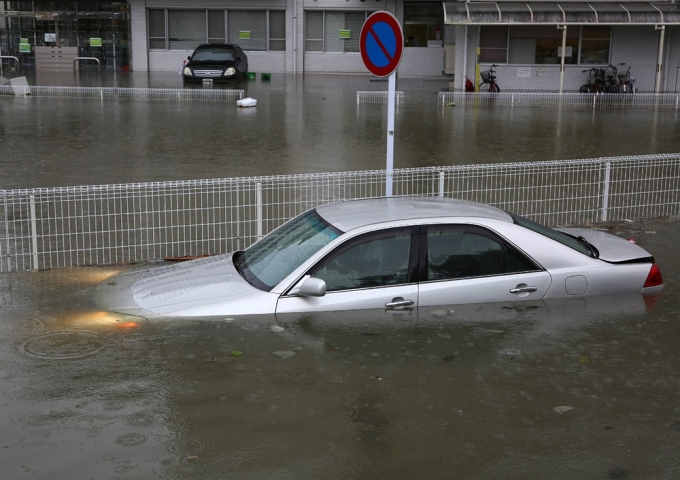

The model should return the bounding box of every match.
[1,217,679,479]
[1,73,680,478]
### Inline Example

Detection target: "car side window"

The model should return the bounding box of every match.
[425,227,538,281]
[311,229,413,292]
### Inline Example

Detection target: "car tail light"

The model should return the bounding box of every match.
[643,263,663,288]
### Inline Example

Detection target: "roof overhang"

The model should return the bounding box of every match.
[443,2,680,25]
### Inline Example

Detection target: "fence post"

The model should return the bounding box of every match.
[235,183,240,251]
[438,172,445,197]
[29,195,38,270]
[1,193,8,272]
[601,162,611,222]
[256,183,263,239]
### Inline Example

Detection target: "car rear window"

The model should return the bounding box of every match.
[507,212,594,257]
[192,47,234,62]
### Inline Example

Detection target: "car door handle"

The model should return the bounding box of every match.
[510,286,538,294]
[385,297,415,308]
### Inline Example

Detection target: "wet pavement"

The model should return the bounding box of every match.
[1,71,680,478]
[1,71,680,189]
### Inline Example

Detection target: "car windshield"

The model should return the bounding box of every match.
[192,47,234,62]
[234,210,343,291]
[507,212,595,257]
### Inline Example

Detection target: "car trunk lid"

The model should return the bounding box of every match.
[557,228,654,263]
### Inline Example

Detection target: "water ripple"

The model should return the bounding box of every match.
[20,330,104,359]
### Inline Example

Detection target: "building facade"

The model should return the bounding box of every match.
[2,1,680,92]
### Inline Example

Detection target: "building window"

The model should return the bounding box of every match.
[208,11,226,44]
[403,2,444,47]
[228,11,267,50]
[580,26,611,64]
[479,26,610,65]
[304,11,374,53]
[168,10,205,50]
[148,9,166,49]
[269,10,286,51]
[147,9,285,52]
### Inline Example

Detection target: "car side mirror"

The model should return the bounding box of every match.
[290,277,326,297]
[187,55,191,60]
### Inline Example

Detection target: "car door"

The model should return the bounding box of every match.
[276,227,419,314]
[417,224,552,307]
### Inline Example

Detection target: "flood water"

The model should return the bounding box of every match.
[0,217,678,479]
[1,73,680,478]
[1,73,680,189]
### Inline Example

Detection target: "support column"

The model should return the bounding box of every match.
[558,25,567,94]
[656,25,665,93]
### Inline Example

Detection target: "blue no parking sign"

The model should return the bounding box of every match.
[360,11,404,77]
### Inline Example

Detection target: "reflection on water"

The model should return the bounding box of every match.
[1,74,679,190]
[0,220,679,478]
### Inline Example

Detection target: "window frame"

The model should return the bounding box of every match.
[479,25,612,66]
[147,8,286,52]
[304,10,376,53]
[403,1,445,48]
[417,224,543,283]
[305,226,420,292]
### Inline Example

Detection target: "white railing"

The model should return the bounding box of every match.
[0,85,244,101]
[2,154,679,272]
[438,92,680,109]
[357,91,404,105]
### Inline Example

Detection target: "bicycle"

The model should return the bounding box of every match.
[579,67,605,93]
[618,63,637,94]
[479,64,500,92]
[603,64,620,93]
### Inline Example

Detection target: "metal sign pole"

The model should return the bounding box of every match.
[359,11,403,198]
[386,72,396,197]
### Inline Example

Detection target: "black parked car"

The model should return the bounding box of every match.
[182,44,248,85]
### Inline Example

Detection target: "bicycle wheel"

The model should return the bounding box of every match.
[606,84,620,93]
[490,82,500,93]
[479,82,491,92]
[579,84,595,93]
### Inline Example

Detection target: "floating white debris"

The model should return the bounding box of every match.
[270,326,284,332]
[553,406,574,413]
[236,97,257,107]
[273,351,296,359]
[498,348,521,356]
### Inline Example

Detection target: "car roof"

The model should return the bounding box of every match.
[315,196,513,232]
[194,44,237,50]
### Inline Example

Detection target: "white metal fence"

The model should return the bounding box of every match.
[438,92,680,109]
[2,85,679,108]
[357,91,405,105]
[0,85,245,101]
[2,154,679,272]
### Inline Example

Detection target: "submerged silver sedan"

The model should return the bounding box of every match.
[114,197,663,318]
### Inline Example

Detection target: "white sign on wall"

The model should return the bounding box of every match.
[536,67,549,77]
[517,67,532,78]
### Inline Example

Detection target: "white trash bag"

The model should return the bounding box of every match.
[236,97,257,108]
